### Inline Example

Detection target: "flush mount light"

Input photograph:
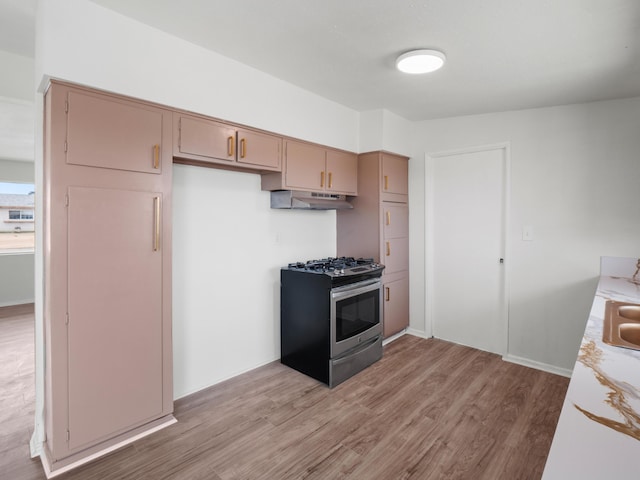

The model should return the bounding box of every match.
[396,49,446,74]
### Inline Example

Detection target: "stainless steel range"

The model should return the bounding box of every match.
[280,257,385,387]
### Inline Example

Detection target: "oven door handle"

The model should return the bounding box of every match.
[331,278,381,299]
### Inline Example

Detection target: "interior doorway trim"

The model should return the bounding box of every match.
[424,142,511,356]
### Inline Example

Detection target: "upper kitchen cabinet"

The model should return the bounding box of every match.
[326,149,358,194]
[173,113,282,172]
[43,81,174,474]
[261,139,358,195]
[65,89,165,174]
[279,139,326,190]
[381,153,409,202]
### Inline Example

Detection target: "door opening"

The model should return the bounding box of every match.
[425,144,509,355]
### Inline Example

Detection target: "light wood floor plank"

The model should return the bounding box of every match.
[1,309,569,480]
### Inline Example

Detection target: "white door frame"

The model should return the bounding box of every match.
[424,142,511,356]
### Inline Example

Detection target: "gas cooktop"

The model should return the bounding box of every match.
[285,257,384,278]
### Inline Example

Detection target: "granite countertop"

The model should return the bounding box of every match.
[543,257,640,479]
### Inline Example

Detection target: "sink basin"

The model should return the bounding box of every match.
[618,305,640,321]
[603,301,640,350]
[619,323,640,345]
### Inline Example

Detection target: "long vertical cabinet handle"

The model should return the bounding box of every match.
[227,136,235,157]
[153,196,161,252]
[386,241,391,256]
[385,287,390,302]
[153,145,160,169]
[384,175,389,191]
[240,138,246,158]
[386,211,391,226]
[328,172,333,189]
[320,171,325,188]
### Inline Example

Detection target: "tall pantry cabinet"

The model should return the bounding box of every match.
[337,151,410,338]
[43,81,174,472]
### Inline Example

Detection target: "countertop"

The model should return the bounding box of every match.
[543,256,640,479]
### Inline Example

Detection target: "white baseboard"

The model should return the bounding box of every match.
[503,353,573,378]
[40,415,177,478]
[398,331,573,378]
[406,328,430,339]
[382,329,407,345]
[30,432,43,458]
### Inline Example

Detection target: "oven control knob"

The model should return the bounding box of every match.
[340,269,345,274]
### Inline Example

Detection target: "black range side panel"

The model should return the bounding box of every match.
[280,270,331,385]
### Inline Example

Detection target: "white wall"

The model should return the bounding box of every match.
[36,0,358,151]
[359,109,413,156]
[0,50,34,101]
[409,97,640,372]
[0,253,34,306]
[173,165,336,397]
[0,159,34,181]
[34,0,361,434]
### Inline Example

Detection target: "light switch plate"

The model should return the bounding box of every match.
[522,225,534,241]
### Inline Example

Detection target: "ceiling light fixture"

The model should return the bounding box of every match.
[396,49,446,74]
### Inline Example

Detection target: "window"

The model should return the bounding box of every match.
[0,182,35,253]
[9,210,34,220]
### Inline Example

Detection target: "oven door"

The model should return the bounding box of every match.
[330,278,382,358]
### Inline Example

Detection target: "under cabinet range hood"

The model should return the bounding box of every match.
[270,190,353,210]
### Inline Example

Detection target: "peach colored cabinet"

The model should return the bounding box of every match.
[382,153,408,197]
[261,139,358,195]
[174,113,281,171]
[65,88,165,175]
[383,275,410,338]
[383,237,410,275]
[281,140,327,190]
[383,204,409,239]
[44,81,174,474]
[326,149,358,194]
[337,151,410,337]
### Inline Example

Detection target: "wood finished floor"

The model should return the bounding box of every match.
[1,306,569,480]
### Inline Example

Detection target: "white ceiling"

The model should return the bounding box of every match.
[1,0,640,121]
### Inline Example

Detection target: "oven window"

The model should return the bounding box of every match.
[335,289,379,342]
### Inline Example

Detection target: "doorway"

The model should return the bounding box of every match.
[425,144,509,355]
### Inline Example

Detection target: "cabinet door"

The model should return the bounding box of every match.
[237,128,282,171]
[66,90,164,174]
[383,275,410,337]
[383,204,408,239]
[67,186,164,451]
[326,150,358,195]
[383,237,409,274]
[284,140,326,191]
[176,115,235,164]
[381,154,408,195]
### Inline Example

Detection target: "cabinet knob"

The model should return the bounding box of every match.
[386,241,391,256]
[386,211,391,226]
[328,172,333,189]
[385,287,390,302]
[384,175,389,191]
[240,138,246,158]
[320,171,325,188]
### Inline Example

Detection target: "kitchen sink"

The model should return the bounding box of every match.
[603,301,640,350]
